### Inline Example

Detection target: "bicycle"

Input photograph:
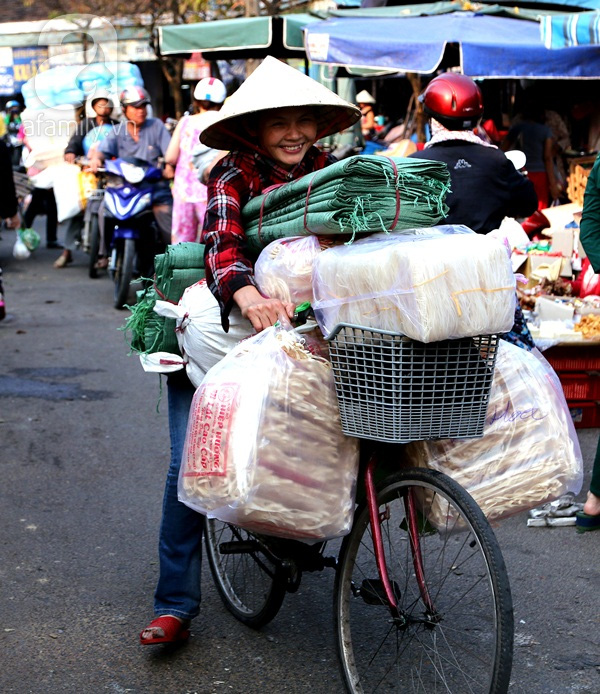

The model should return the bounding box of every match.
[203,324,514,693]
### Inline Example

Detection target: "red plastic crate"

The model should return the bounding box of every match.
[545,346,600,372]
[568,400,600,429]
[559,372,600,400]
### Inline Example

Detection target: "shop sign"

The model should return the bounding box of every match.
[12,47,49,89]
[0,47,14,96]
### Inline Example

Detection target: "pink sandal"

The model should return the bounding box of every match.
[139,615,190,645]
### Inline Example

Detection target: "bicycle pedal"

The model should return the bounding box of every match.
[360,579,401,605]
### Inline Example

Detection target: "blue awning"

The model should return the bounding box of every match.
[305,11,600,78]
[541,10,600,48]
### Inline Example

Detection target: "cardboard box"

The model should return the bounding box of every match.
[535,295,575,321]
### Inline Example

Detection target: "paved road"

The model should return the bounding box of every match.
[1,228,599,693]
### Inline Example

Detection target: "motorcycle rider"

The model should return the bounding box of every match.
[55,90,119,268]
[88,87,173,269]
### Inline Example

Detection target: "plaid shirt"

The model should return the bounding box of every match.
[201,146,335,330]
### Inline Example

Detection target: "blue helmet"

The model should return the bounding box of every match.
[6,100,20,110]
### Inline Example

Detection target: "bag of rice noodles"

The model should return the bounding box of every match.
[312,225,516,341]
[254,236,322,305]
[178,323,360,541]
[405,341,583,528]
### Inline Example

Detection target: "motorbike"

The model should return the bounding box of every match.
[80,168,106,280]
[102,156,166,309]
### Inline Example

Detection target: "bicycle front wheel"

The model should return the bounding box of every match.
[335,467,513,694]
[205,519,286,629]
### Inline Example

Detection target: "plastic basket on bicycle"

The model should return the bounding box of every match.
[326,324,499,443]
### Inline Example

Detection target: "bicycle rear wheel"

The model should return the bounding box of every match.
[335,467,513,694]
[205,519,286,629]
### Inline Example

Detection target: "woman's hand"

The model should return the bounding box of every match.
[234,285,294,332]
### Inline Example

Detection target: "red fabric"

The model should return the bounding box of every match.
[526,170,550,210]
[201,146,334,330]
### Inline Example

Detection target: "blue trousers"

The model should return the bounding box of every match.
[154,374,204,620]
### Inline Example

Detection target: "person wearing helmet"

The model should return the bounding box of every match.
[54,91,120,268]
[139,57,360,646]
[164,77,227,244]
[411,72,537,234]
[88,86,174,268]
[356,89,376,140]
[410,72,538,350]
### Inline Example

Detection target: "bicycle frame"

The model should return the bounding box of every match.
[364,454,436,619]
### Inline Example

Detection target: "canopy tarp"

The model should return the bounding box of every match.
[305,10,600,78]
[541,9,600,48]
[157,14,321,58]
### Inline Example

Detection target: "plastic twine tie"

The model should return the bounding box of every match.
[257,183,285,247]
[383,156,401,231]
[303,173,319,235]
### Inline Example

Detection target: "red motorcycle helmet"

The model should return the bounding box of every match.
[420,73,483,130]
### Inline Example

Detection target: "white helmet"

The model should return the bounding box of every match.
[89,88,114,109]
[193,77,227,105]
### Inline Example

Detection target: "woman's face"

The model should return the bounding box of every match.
[256,106,318,170]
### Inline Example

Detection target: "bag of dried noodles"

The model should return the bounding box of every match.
[178,323,359,541]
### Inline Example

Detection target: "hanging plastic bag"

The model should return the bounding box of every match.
[13,235,31,260]
[178,322,360,541]
[18,227,40,252]
[254,235,323,305]
[405,341,583,527]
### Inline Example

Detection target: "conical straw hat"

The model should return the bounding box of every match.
[356,89,375,104]
[200,56,361,150]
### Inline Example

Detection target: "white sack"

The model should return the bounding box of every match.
[405,341,583,526]
[312,225,516,342]
[143,280,253,386]
[178,324,360,541]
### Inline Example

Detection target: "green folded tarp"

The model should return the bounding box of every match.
[122,242,205,355]
[242,155,451,252]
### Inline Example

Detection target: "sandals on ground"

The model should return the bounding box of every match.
[139,615,191,645]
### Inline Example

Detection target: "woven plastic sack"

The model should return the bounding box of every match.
[312,225,516,341]
[405,341,583,527]
[254,235,322,305]
[121,242,205,357]
[178,323,360,541]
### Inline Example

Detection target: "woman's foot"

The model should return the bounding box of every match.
[582,491,600,517]
[95,256,109,270]
[53,251,72,268]
[139,615,191,645]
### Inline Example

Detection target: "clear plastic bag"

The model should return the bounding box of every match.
[312,225,516,341]
[406,341,583,526]
[178,323,359,541]
[254,235,322,305]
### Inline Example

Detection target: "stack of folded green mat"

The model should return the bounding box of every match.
[242,155,451,253]
[122,242,205,355]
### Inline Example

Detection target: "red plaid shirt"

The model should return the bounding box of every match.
[201,146,335,331]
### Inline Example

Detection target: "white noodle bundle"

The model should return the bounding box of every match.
[312,225,516,341]
[178,325,359,541]
[405,342,583,527]
[254,236,322,304]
